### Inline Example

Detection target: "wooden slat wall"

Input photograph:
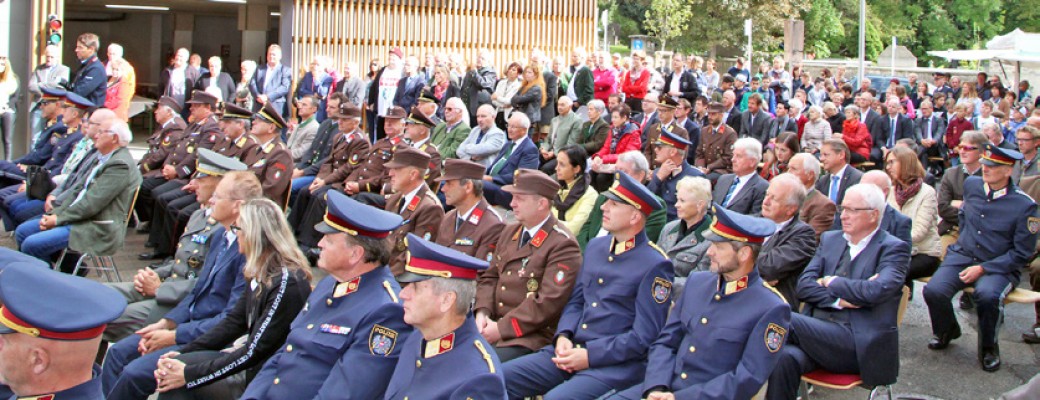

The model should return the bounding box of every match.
[292,0,596,80]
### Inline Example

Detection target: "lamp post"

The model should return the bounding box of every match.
[857,0,866,87]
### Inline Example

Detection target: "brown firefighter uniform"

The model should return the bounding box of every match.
[694,123,737,175]
[415,141,444,190]
[434,198,505,263]
[140,116,187,178]
[474,215,583,351]
[345,136,402,194]
[242,139,293,206]
[318,129,370,190]
[166,116,225,179]
[385,184,445,276]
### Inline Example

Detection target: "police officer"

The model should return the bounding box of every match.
[642,95,689,168]
[434,159,505,261]
[0,253,126,400]
[648,128,704,221]
[385,234,506,399]
[382,146,446,276]
[474,169,582,362]
[924,144,1040,372]
[609,205,791,400]
[240,191,412,400]
[503,171,674,399]
[242,102,293,204]
[106,149,245,342]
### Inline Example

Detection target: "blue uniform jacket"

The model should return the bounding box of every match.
[243,267,412,400]
[43,129,84,176]
[486,137,540,186]
[555,231,674,388]
[879,205,912,245]
[384,316,506,400]
[648,161,705,221]
[643,270,790,399]
[163,227,247,344]
[946,176,1040,276]
[70,57,108,107]
[797,229,910,386]
[16,121,65,166]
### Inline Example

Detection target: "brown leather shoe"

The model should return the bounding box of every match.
[1022,324,1040,344]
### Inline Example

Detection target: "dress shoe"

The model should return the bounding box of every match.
[137,251,168,261]
[959,294,975,310]
[1023,324,1040,344]
[980,345,1001,372]
[928,327,962,350]
[135,221,151,233]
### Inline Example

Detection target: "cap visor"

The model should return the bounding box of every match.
[396,271,433,283]
[980,159,1004,167]
[601,190,624,204]
[384,160,407,169]
[702,231,730,243]
[314,221,341,235]
[433,175,456,182]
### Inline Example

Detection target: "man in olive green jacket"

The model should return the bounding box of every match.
[431,97,471,161]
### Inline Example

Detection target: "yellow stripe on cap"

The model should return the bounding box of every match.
[258,108,285,129]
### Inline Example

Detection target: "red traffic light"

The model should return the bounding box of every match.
[48,19,62,30]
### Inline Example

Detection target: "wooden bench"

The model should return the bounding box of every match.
[917,277,1040,304]
[852,161,875,171]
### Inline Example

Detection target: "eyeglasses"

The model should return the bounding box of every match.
[1018,137,1036,143]
[838,206,875,214]
[957,145,980,152]
[229,224,242,233]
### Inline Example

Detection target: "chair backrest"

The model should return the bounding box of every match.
[125,186,140,228]
[896,285,911,327]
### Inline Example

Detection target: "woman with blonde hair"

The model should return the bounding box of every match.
[235,60,258,110]
[430,64,460,119]
[957,81,984,117]
[105,58,135,122]
[657,176,713,296]
[153,198,312,399]
[511,63,546,130]
[0,55,19,160]
[884,146,941,288]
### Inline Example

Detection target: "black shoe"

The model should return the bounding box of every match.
[980,345,1001,372]
[960,294,975,310]
[1023,324,1040,344]
[135,221,151,233]
[137,251,168,261]
[928,327,962,350]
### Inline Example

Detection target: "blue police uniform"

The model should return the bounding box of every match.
[70,55,107,107]
[242,191,413,400]
[609,206,790,400]
[0,252,126,400]
[504,172,674,399]
[647,129,704,222]
[924,144,1040,371]
[386,234,506,400]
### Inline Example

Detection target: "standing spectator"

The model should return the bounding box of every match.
[0,55,17,160]
[105,43,135,97]
[767,56,792,98]
[726,57,750,83]
[104,58,134,122]
[459,48,498,127]
[234,60,257,111]
[334,61,364,107]
[27,45,70,141]
[511,63,546,131]
[188,53,208,76]
[884,147,941,288]
[663,52,699,104]
[69,33,107,108]
[249,44,292,117]
[159,48,199,115]
[490,62,523,128]
[621,51,651,110]
[592,51,617,104]
[703,58,720,96]
[430,65,460,120]
[367,48,404,140]
[195,56,235,103]
[801,105,832,154]
[956,81,983,117]
[293,56,333,122]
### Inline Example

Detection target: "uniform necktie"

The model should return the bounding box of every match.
[722,177,740,207]
[520,230,532,248]
[456,217,465,231]
[829,175,840,203]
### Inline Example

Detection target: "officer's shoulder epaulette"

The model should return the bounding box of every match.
[485,206,503,222]
[648,241,669,260]
[473,340,496,373]
[761,282,786,302]
[1015,188,1035,203]
[552,224,571,239]
[382,280,399,303]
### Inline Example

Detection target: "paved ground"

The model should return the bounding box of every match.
[3,221,1038,399]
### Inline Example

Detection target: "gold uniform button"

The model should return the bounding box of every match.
[416,360,422,368]
[701,318,708,324]
[507,271,512,276]
[273,377,280,385]
[307,324,314,329]
[192,249,199,254]
[581,323,587,329]
[598,278,604,284]
[681,372,688,380]
[326,299,333,306]
[714,295,721,301]
[689,346,695,353]
[286,345,293,352]
[591,302,598,307]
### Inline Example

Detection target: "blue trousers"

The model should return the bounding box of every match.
[483,181,514,208]
[15,217,70,262]
[924,261,1015,348]
[766,313,859,400]
[102,333,179,400]
[502,347,616,400]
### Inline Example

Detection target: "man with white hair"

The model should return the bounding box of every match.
[249,44,292,116]
[711,137,768,215]
[194,56,235,103]
[15,119,142,262]
[565,46,595,116]
[855,92,889,163]
[981,122,1015,150]
[787,153,836,241]
[106,43,135,89]
[159,48,199,114]
[859,170,913,245]
[335,61,365,107]
[430,97,471,160]
[766,183,910,399]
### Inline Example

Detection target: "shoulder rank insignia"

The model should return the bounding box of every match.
[474,340,496,373]
[553,224,571,239]
[263,142,275,153]
[530,229,548,248]
[407,195,420,212]
[424,332,455,358]
[252,158,266,168]
[765,323,787,353]
[369,324,399,356]
[333,276,361,298]
[383,280,400,303]
[652,277,672,304]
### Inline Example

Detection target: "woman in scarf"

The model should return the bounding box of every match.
[430,64,460,120]
[552,144,597,235]
[885,146,941,288]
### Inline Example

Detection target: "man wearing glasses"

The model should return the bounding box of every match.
[766,183,910,399]
[935,131,987,312]
[1014,126,1040,181]
[430,97,471,161]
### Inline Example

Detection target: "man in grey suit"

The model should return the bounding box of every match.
[766,101,798,140]
[712,138,769,215]
[756,173,818,310]
[540,97,583,174]
[249,44,293,117]
[914,100,947,172]
[738,93,773,145]
[456,104,507,168]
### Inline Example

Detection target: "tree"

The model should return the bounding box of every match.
[804,0,846,58]
[644,0,693,51]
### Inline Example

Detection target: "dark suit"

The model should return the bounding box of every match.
[739,109,773,145]
[460,66,498,121]
[712,173,768,216]
[194,72,237,102]
[569,66,594,107]
[880,114,915,148]
[159,65,201,110]
[757,218,818,309]
[662,69,700,103]
[393,74,426,114]
[540,70,559,126]
[880,205,913,245]
[767,116,798,141]
[816,164,863,204]
[249,63,293,116]
[725,107,742,134]
[915,114,948,168]
[766,230,910,399]
[483,137,540,207]
[862,109,890,163]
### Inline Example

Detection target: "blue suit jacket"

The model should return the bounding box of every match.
[70,57,107,107]
[796,229,910,386]
[294,72,334,121]
[249,63,293,115]
[14,122,65,166]
[164,227,247,345]
[879,205,912,245]
[486,137,540,186]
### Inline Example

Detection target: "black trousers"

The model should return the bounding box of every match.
[135,177,169,222]
[766,314,859,400]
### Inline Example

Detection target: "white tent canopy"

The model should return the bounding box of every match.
[926,29,1040,90]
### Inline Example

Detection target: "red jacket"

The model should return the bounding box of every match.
[946,117,974,157]
[621,69,650,101]
[595,122,642,164]
[841,119,872,159]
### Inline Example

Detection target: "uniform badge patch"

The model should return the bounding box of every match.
[369,324,398,356]
[351,153,360,164]
[554,270,565,284]
[423,232,431,240]
[652,277,672,304]
[765,323,787,353]
[486,252,494,262]
[1030,217,1040,234]
[526,278,539,292]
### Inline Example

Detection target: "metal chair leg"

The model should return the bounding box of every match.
[800,381,812,400]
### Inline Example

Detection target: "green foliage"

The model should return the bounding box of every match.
[609,45,631,55]
[1005,0,1040,32]
[804,0,846,58]
[645,0,694,50]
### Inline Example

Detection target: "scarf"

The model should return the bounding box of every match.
[841,118,861,136]
[434,81,449,100]
[555,175,590,221]
[894,178,922,207]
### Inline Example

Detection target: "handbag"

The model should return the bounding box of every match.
[25,165,55,200]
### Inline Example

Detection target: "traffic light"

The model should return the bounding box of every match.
[46,15,62,45]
